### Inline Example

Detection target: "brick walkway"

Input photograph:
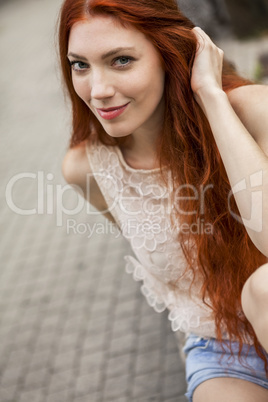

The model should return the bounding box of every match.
[0,0,267,401]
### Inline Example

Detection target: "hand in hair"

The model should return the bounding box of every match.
[191,27,225,105]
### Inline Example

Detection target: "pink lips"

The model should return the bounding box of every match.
[96,103,129,120]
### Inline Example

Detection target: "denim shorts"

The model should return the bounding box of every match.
[183,334,268,402]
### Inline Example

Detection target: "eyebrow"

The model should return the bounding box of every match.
[67,46,136,61]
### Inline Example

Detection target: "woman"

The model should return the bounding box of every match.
[58,0,268,400]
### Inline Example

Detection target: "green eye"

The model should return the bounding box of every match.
[70,61,88,71]
[118,57,129,65]
[113,56,134,68]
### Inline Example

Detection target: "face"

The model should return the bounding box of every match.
[68,15,165,139]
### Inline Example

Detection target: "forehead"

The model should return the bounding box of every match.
[68,14,149,55]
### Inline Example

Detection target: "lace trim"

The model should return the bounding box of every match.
[114,145,165,174]
[125,255,167,313]
[124,255,214,334]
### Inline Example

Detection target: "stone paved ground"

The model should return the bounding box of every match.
[0,0,267,401]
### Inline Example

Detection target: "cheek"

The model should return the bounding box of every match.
[135,68,165,104]
[150,71,165,105]
[72,76,90,101]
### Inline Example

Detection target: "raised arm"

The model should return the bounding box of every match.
[191,27,268,258]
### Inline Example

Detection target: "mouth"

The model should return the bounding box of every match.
[96,102,130,120]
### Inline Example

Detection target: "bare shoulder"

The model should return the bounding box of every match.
[62,139,91,188]
[227,84,268,145]
[227,84,268,109]
[62,139,116,223]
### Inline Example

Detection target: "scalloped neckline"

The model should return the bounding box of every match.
[114,145,165,174]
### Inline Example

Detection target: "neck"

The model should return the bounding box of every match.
[120,129,161,170]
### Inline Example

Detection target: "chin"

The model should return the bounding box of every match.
[103,126,133,139]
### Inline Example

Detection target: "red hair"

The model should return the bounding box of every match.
[58,0,268,369]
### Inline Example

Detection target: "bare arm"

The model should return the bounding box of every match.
[191,27,268,257]
[241,262,268,352]
[62,140,117,224]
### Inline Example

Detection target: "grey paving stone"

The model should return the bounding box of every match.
[83,330,106,352]
[89,304,111,321]
[165,397,188,402]
[132,398,161,402]
[0,341,11,362]
[107,397,130,402]
[56,331,81,355]
[105,353,132,378]
[0,384,17,402]
[113,297,138,319]
[135,350,162,376]
[74,391,101,402]
[110,316,137,337]
[52,350,77,372]
[18,390,45,402]
[102,373,131,400]
[18,388,45,402]
[137,330,162,353]
[75,371,102,396]
[45,388,73,402]
[61,314,87,336]
[109,333,136,356]
[162,371,187,399]
[166,331,182,354]
[163,349,184,374]
[34,328,59,351]
[35,325,59,345]
[78,350,104,375]
[6,348,29,368]
[48,367,74,394]
[132,371,161,399]
[28,349,53,371]
[139,314,163,335]
[118,279,139,300]
[23,367,49,390]
[0,365,24,387]
[85,316,108,336]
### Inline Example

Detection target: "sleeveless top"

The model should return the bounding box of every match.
[85,139,229,339]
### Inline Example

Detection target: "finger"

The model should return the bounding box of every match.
[192,27,206,53]
[191,27,218,56]
[192,27,224,55]
[192,27,210,41]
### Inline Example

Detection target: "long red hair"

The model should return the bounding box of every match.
[58,0,268,369]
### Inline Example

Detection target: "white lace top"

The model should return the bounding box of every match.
[86,139,223,339]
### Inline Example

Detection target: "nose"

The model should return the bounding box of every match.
[90,69,115,100]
